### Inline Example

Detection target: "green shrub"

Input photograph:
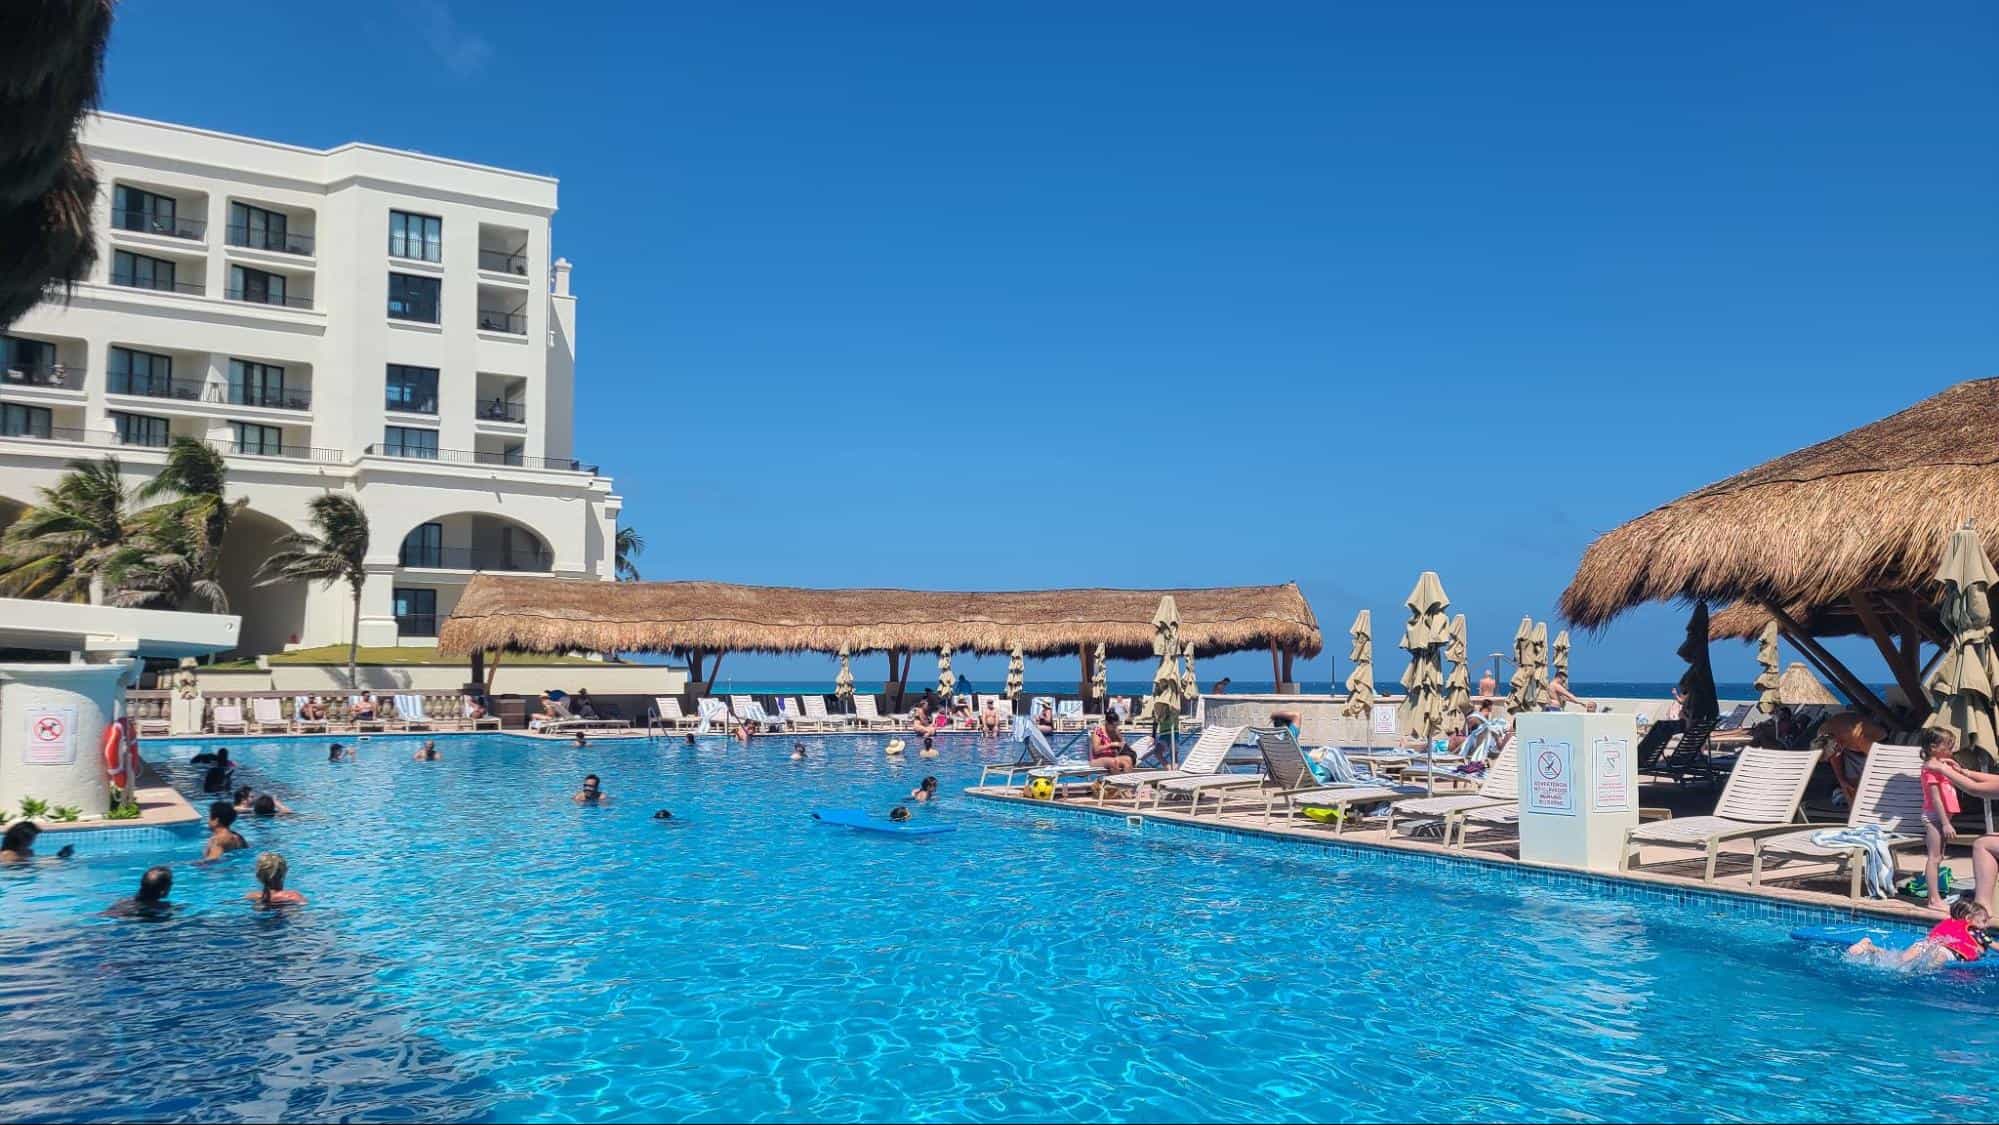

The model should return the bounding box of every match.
[51,806,81,823]
[105,801,142,821]
[17,797,49,820]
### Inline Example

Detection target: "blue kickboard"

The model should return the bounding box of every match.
[812,808,956,837]
[1790,924,1999,972]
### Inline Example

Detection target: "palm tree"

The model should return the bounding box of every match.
[615,525,644,582]
[125,437,241,610]
[0,456,137,603]
[255,493,370,687]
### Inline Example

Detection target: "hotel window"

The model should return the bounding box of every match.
[385,364,440,414]
[4,335,56,375]
[383,425,439,459]
[393,588,438,635]
[229,359,288,408]
[387,273,441,323]
[229,265,288,306]
[1,403,53,438]
[112,186,176,234]
[108,347,173,397]
[388,210,443,262]
[111,411,171,448]
[228,201,289,252]
[400,522,443,567]
[112,250,177,292]
[232,421,284,457]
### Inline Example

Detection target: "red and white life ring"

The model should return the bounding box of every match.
[102,717,136,790]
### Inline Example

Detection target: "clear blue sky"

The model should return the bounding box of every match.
[103,1,1999,687]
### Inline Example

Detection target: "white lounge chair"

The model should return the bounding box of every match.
[802,694,852,732]
[852,696,899,731]
[349,695,387,732]
[1750,742,1925,899]
[1252,731,1411,832]
[1385,742,1522,846]
[464,697,501,730]
[211,703,247,734]
[650,696,700,734]
[392,693,434,731]
[777,696,823,732]
[1097,725,1245,806]
[695,697,732,734]
[246,697,288,733]
[1620,746,1824,882]
[733,698,786,732]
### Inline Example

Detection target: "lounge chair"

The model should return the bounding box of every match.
[1251,730,1412,831]
[852,696,899,731]
[135,712,171,738]
[1620,746,1823,882]
[649,696,700,734]
[1054,699,1087,732]
[392,693,434,731]
[978,718,1102,788]
[802,694,852,732]
[694,697,732,734]
[1097,724,1245,806]
[249,697,290,733]
[735,698,786,732]
[1385,742,1522,845]
[211,703,246,734]
[778,696,826,732]
[464,697,501,731]
[1750,742,1925,899]
[349,695,387,732]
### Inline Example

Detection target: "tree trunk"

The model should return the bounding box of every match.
[347,584,362,688]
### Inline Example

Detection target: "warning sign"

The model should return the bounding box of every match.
[1526,738,1575,816]
[22,706,79,766]
[1593,737,1631,812]
[1370,703,1399,737]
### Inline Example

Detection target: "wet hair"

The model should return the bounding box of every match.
[1923,728,1959,759]
[255,852,288,890]
[922,735,935,750]
[583,774,601,787]
[888,806,911,822]
[1951,894,1988,924]
[137,865,173,903]
[921,776,938,791]
[328,743,345,760]
[216,747,231,764]
[2,821,39,852]
[233,785,254,805]
[209,801,237,828]
[653,809,673,820]
[684,733,697,745]
[575,733,588,745]
[420,741,438,759]
[253,795,278,817]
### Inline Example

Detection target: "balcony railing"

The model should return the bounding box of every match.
[229,384,312,411]
[224,440,344,463]
[226,224,315,256]
[226,287,313,310]
[478,247,529,275]
[0,424,95,444]
[476,399,527,423]
[106,377,310,411]
[3,362,85,390]
[111,273,204,296]
[477,309,527,335]
[112,210,206,241]
[398,546,554,572]
[395,612,439,637]
[366,443,595,473]
[115,429,173,449]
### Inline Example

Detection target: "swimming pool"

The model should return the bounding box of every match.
[1,732,1992,1123]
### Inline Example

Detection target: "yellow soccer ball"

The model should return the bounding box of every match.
[1026,776,1055,801]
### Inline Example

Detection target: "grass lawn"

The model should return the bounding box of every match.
[207,646,617,670]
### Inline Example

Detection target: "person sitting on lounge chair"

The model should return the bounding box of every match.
[352,694,378,721]
[909,699,938,738]
[532,692,571,728]
[1814,711,1886,802]
[299,698,328,723]
[1089,714,1136,774]
[572,689,599,720]
[1034,701,1057,736]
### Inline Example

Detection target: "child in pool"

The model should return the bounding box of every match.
[791,743,808,761]
[1920,728,1962,911]
[910,776,939,803]
[919,735,938,759]
[888,806,912,823]
[1848,897,1994,969]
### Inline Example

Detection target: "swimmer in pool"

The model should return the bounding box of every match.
[653,809,674,821]
[573,774,611,804]
[106,866,175,918]
[1,821,74,864]
[791,742,808,761]
[201,801,248,861]
[246,852,306,908]
[911,776,939,803]
[1848,897,1995,969]
[575,732,588,747]
[919,735,938,759]
[327,742,354,762]
[250,793,292,817]
[413,740,441,761]
[684,733,697,746]
[888,805,912,823]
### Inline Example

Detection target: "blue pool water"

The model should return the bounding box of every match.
[1,732,1994,1123]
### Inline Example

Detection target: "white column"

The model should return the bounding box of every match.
[355,562,401,647]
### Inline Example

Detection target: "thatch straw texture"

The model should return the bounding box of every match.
[1561,378,1999,632]
[1,2,111,328]
[439,577,1323,658]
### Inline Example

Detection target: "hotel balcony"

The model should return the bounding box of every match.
[397,545,554,572]
[2,361,86,393]
[365,442,595,473]
[111,208,206,242]
[225,223,315,257]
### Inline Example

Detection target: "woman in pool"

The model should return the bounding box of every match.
[1089,713,1136,774]
[328,742,354,762]
[246,852,306,908]
[919,735,938,759]
[233,785,256,810]
[791,743,808,761]
[251,793,292,817]
[200,747,234,794]
[1,822,74,864]
[910,776,939,803]
[888,806,912,823]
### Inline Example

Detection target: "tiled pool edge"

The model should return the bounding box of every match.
[966,789,1930,934]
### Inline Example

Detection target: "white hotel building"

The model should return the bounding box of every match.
[0,113,618,657]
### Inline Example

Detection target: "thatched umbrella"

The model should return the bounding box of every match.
[1775,662,1839,707]
[1506,616,1536,715]
[1551,629,1570,681]
[1677,602,1721,728]
[1150,596,1184,760]
[1443,613,1470,735]
[1005,641,1024,699]
[1926,523,1999,763]
[1342,609,1374,719]
[1753,622,1781,715]
[834,643,855,712]
[0,1,111,329]
[936,645,955,700]
[1399,573,1451,792]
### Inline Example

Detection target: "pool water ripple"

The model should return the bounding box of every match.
[0,732,1994,1122]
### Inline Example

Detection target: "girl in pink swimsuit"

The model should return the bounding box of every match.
[1921,729,1963,911]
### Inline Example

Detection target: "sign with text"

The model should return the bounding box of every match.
[23,706,79,766]
[1592,737,1632,812]
[1526,738,1575,816]
[1371,703,1399,737]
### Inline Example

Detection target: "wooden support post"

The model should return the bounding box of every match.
[1849,590,1927,717]
[1079,644,1092,702]
[469,648,484,688]
[688,648,706,684]
[1280,648,1296,691]
[483,648,502,695]
[1269,641,1283,690]
[1758,598,1894,722]
[708,650,726,685]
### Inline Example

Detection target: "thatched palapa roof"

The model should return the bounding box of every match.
[439,576,1323,660]
[1561,378,1999,636]
[1,1,111,328]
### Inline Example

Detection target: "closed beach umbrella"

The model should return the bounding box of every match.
[1775,662,1838,707]
[1399,573,1451,793]
[1092,642,1108,703]
[835,643,855,712]
[936,645,955,699]
[1753,622,1781,715]
[1180,642,1199,701]
[1005,642,1025,700]
[1552,629,1571,682]
[1151,595,1185,755]
[1443,613,1470,735]
[1342,609,1374,720]
[1506,616,1535,715]
[1676,602,1721,728]
[1529,621,1550,707]
[1927,523,1999,762]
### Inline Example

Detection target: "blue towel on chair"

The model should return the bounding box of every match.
[1810,824,1898,899]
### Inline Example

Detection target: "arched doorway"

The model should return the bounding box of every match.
[217,508,308,657]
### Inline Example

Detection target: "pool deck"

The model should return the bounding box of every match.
[37,758,200,834]
[965,781,1974,927]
